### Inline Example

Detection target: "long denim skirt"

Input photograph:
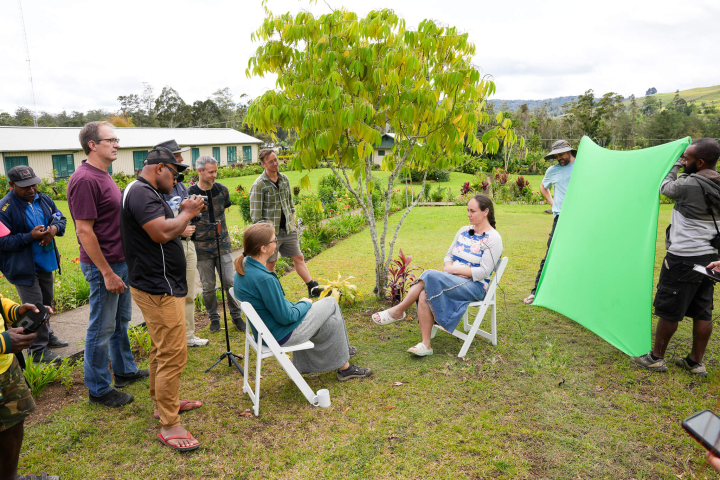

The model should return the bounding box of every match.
[412,270,487,333]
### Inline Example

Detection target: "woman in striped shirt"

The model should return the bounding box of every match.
[372,195,503,356]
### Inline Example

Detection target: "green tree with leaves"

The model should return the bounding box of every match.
[246,6,494,293]
[154,86,187,128]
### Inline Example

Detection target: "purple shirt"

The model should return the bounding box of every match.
[66,160,125,265]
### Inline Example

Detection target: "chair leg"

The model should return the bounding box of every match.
[254,334,263,416]
[430,325,438,339]
[243,332,250,394]
[491,301,497,346]
[458,302,491,358]
[463,309,470,332]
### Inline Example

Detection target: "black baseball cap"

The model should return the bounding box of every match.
[144,146,189,172]
[7,165,41,187]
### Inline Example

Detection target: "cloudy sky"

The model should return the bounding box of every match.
[1,0,717,115]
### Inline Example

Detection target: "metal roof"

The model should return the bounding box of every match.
[0,126,263,153]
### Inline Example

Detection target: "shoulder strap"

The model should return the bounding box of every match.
[695,178,720,236]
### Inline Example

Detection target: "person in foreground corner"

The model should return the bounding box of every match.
[234,223,372,381]
[372,195,503,357]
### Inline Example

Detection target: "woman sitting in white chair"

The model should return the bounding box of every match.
[234,223,372,381]
[372,194,503,356]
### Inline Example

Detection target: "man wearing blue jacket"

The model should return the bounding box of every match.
[0,166,69,364]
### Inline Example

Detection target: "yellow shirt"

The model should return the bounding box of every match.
[0,295,20,374]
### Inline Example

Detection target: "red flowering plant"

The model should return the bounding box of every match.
[460,182,472,195]
[385,249,422,305]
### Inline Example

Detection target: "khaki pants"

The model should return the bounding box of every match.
[130,287,187,428]
[183,239,197,339]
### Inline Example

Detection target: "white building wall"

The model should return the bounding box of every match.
[2,143,260,180]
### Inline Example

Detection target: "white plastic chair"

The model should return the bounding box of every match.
[431,257,509,358]
[228,290,327,416]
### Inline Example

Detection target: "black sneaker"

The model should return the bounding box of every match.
[89,388,134,407]
[114,369,150,388]
[337,364,372,381]
[233,319,246,332]
[47,334,69,348]
[209,320,221,332]
[307,280,324,298]
[29,349,61,364]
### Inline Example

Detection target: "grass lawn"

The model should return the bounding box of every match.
[17,203,720,478]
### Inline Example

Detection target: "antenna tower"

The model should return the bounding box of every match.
[18,0,38,127]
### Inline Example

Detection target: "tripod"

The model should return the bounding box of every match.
[205,220,244,375]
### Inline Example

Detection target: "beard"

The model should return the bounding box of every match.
[683,163,698,175]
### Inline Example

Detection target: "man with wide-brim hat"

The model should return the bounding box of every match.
[157,139,209,350]
[523,140,577,305]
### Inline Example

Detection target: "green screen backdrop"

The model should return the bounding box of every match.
[533,136,691,356]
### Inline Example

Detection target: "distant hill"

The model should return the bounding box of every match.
[488,96,578,116]
[625,85,720,107]
[490,85,720,117]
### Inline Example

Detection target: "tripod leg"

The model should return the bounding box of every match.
[229,354,244,375]
[205,352,228,373]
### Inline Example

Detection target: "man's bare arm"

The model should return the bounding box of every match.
[540,184,553,206]
[142,196,204,244]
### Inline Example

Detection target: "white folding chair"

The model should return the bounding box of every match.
[431,257,509,358]
[229,291,327,416]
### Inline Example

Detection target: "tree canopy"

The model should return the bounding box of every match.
[246,6,495,292]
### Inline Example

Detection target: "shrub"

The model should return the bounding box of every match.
[317,273,362,304]
[128,325,151,357]
[399,168,450,183]
[0,174,8,197]
[430,185,447,202]
[24,356,60,397]
[292,185,301,197]
[385,249,422,305]
[458,157,487,175]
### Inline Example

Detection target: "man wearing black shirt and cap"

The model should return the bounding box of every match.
[120,145,205,451]
[155,140,208,349]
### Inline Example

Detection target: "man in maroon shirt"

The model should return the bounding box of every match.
[66,121,147,408]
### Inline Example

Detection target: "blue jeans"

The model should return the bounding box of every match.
[81,261,138,397]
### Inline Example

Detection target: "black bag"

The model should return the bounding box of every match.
[696,179,720,250]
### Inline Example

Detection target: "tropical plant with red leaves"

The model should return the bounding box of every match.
[385,249,422,305]
[460,182,471,195]
[481,181,491,192]
[515,176,529,189]
[493,169,509,185]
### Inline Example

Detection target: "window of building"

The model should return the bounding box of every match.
[212,147,221,163]
[192,148,200,168]
[378,149,385,156]
[108,163,113,175]
[133,151,148,171]
[227,146,237,164]
[3,155,28,173]
[52,154,75,180]
[242,146,252,164]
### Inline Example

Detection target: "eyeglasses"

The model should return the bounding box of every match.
[95,138,120,145]
[162,164,180,180]
[267,239,278,245]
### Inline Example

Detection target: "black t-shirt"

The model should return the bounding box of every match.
[120,177,187,297]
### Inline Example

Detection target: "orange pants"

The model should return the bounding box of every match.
[130,288,187,428]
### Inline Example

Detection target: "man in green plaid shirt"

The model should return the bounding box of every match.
[249,149,323,297]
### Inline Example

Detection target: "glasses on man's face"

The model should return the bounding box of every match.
[162,164,180,180]
[95,138,120,145]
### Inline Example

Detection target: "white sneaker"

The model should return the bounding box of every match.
[187,336,209,347]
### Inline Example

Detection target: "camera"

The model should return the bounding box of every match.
[200,195,209,205]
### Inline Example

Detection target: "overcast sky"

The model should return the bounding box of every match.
[1,0,718,115]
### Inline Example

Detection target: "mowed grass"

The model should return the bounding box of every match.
[18,203,720,479]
